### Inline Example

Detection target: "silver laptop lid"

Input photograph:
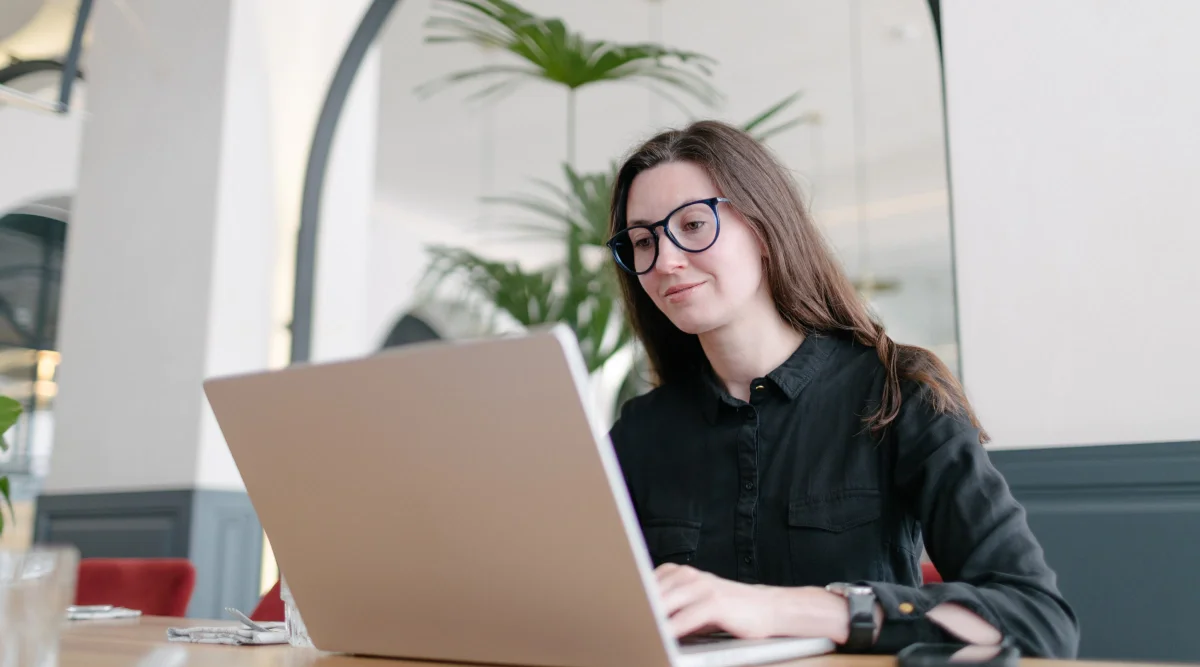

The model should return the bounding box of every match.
[204,325,678,667]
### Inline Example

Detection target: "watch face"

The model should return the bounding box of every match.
[827,582,874,597]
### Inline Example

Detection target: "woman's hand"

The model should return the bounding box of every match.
[655,563,852,641]
[655,563,784,638]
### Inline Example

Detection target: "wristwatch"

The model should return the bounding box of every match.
[825,582,877,652]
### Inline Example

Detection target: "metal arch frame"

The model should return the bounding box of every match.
[926,0,943,54]
[921,0,965,382]
[0,0,90,113]
[57,0,93,112]
[289,0,402,364]
[0,214,66,352]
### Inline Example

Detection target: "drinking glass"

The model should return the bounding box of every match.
[0,546,80,667]
[279,574,313,648]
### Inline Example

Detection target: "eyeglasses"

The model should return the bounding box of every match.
[606,197,730,276]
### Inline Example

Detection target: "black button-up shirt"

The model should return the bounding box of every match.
[608,332,1079,657]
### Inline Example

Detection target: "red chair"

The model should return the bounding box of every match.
[251,579,284,622]
[921,560,943,584]
[75,558,196,617]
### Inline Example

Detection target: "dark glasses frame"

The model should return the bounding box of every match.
[606,197,731,276]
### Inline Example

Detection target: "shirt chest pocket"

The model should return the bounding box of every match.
[786,490,884,586]
[642,521,701,567]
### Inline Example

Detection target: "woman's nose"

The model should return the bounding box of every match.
[654,237,688,273]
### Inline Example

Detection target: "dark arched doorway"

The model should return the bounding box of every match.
[381,313,442,349]
[0,197,67,477]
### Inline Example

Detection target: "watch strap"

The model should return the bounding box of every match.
[844,588,876,651]
[826,583,877,652]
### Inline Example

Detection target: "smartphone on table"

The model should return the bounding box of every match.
[897,642,1019,667]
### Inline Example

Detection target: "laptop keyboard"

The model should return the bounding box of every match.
[678,633,736,646]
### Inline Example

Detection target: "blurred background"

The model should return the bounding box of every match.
[1,0,1197,661]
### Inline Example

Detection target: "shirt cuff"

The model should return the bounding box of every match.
[853,580,958,654]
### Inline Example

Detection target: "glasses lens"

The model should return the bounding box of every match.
[668,202,718,251]
[610,226,658,274]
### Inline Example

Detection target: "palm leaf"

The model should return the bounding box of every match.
[751,116,811,143]
[0,475,10,533]
[420,246,557,326]
[0,395,20,534]
[562,164,616,246]
[604,60,719,107]
[0,396,19,438]
[481,89,811,249]
[483,190,572,231]
[418,0,721,107]
[416,244,626,372]
[742,91,802,133]
[480,162,616,248]
[740,91,814,142]
[412,64,540,100]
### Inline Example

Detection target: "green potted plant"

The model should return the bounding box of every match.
[0,396,21,536]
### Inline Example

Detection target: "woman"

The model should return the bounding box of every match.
[604,120,1078,657]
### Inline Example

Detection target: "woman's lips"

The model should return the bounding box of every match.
[663,282,704,303]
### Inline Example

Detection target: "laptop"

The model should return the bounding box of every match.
[203,324,835,667]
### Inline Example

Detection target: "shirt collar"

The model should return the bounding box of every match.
[698,332,837,424]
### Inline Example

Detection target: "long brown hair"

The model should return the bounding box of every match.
[610,120,988,443]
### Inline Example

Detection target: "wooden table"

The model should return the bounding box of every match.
[59,616,1167,667]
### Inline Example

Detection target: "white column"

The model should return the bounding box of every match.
[48,0,254,493]
[39,0,378,617]
[46,0,379,495]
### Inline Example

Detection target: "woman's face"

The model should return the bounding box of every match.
[626,161,769,335]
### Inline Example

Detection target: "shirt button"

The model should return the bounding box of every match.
[744,555,753,564]
[743,482,754,491]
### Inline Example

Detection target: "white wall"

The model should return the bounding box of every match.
[0,104,81,214]
[942,0,1200,448]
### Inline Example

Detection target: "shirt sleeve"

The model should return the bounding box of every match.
[857,382,1080,658]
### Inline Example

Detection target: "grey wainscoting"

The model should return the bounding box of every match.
[990,440,1200,662]
[33,488,263,618]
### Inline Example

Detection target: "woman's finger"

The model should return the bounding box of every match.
[659,576,713,616]
[656,564,702,594]
[668,597,722,638]
[654,563,679,581]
